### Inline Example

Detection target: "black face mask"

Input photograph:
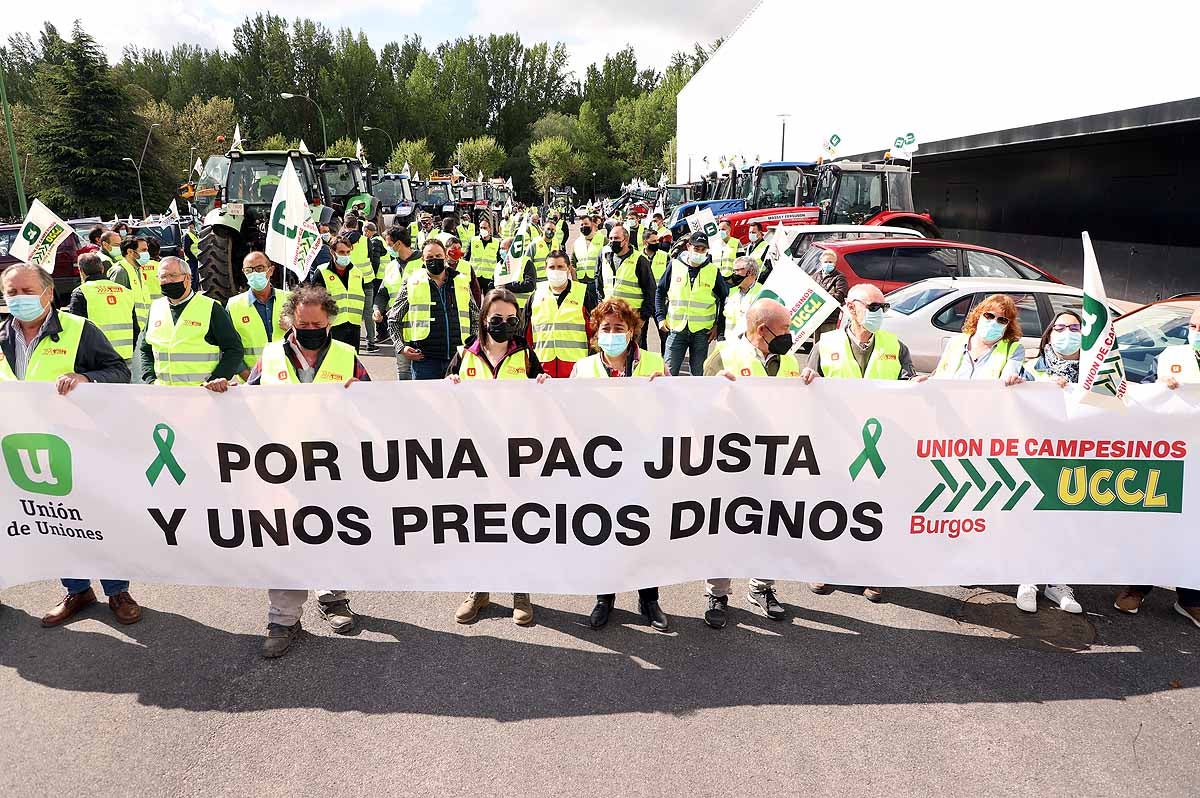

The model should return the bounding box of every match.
[425,258,446,276]
[657,241,672,253]
[726,272,747,287]
[580,225,592,236]
[486,317,519,342]
[294,327,329,351]
[161,280,188,300]
[765,329,794,356]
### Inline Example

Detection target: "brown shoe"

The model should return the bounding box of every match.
[1114,587,1146,614]
[1174,603,1200,628]
[108,592,142,625]
[808,582,834,595]
[42,588,97,627]
[864,587,885,603]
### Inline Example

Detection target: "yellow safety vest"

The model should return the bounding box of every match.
[470,237,500,281]
[349,236,374,283]
[714,236,741,276]
[458,347,530,380]
[145,294,221,386]
[140,259,163,302]
[818,329,903,380]
[505,254,535,307]
[80,279,136,360]
[719,340,800,377]
[601,253,645,311]
[933,333,1017,379]
[648,250,669,284]
[185,230,200,259]
[115,256,151,330]
[571,350,666,378]
[457,222,476,245]
[227,289,291,370]
[746,239,769,263]
[531,281,589,364]
[259,339,356,384]
[666,259,718,333]
[528,236,550,281]
[723,282,764,340]
[0,311,85,382]
[1157,344,1200,382]
[381,258,419,305]
[403,271,471,344]
[319,266,366,327]
[572,234,604,281]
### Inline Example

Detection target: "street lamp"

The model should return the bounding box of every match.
[280,92,328,154]
[0,65,26,216]
[122,157,145,220]
[361,126,394,160]
[777,113,791,161]
[592,171,596,202]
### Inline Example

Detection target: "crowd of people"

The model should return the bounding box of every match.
[1,202,1197,658]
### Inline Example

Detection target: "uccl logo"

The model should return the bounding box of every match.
[2,433,73,497]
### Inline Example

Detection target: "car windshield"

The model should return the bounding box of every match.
[458,184,478,201]
[1115,302,1196,384]
[374,177,412,205]
[828,171,884,224]
[665,187,688,207]
[753,169,801,210]
[322,162,364,196]
[0,228,17,258]
[224,157,288,204]
[426,183,451,203]
[887,284,956,315]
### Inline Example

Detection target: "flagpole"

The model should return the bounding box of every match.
[1,67,27,217]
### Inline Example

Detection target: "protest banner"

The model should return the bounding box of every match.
[760,253,839,349]
[265,158,322,279]
[1079,231,1129,399]
[0,379,1196,593]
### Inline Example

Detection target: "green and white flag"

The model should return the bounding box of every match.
[760,252,839,352]
[10,199,74,273]
[265,158,321,279]
[1078,231,1128,399]
[495,218,529,287]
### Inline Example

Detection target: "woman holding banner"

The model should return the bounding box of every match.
[927,293,1026,382]
[447,287,548,627]
[571,298,672,632]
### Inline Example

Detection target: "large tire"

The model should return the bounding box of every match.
[198,225,240,305]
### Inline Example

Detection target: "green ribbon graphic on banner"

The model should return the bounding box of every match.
[848,417,885,481]
[145,423,186,486]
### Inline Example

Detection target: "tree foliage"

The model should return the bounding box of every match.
[529,136,580,202]
[387,138,434,176]
[455,135,506,178]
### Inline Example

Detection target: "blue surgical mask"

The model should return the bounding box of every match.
[336,254,352,267]
[861,308,884,333]
[1051,330,1081,356]
[247,271,269,292]
[321,233,332,242]
[137,251,151,265]
[7,293,46,322]
[1190,329,1200,352]
[979,318,1006,343]
[598,331,628,357]
[821,261,835,274]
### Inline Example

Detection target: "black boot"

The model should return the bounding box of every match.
[589,599,612,629]
[639,598,669,632]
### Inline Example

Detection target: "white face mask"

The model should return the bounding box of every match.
[547,270,569,288]
[748,233,761,242]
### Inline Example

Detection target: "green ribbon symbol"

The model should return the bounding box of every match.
[848,417,886,481]
[145,423,187,486]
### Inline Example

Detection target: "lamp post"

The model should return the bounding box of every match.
[122,157,145,220]
[0,66,26,216]
[362,126,394,161]
[777,113,791,161]
[280,92,328,154]
[592,171,596,202]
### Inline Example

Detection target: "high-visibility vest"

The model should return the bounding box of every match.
[933,333,1017,379]
[403,271,471,344]
[80,279,136,360]
[470,237,500,281]
[723,282,764,340]
[145,294,221,386]
[505,254,535,307]
[819,329,903,380]
[746,239,770,263]
[528,236,550,281]
[457,222,476,245]
[719,339,800,377]
[259,339,356,384]
[349,236,374,283]
[409,221,421,242]
[572,233,604,281]
[0,311,85,382]
[571,350,666,378]
[227,289,291,370]
[1157,344,1200,383]
[185,230,200,259]
[381,258,419,305]
[319,266,366,326]
[458,347,530,380]
[600,253,645,311]
[648,250,669,284]
[714,236,741,276]
[666,259,718,333]
[115,256,151,330]
[140,259,163,302]
[530,281,589,364]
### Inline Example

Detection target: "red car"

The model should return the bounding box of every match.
[798,238,1062,294]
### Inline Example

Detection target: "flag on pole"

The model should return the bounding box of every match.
[766,222,804,263]
[477,170,484,183]
[166,199,180,220]
[506,176,514,191]
[495,218,529,287]
[452,166,465,180]
[10,199,74,273]
[232,124,243,151]
[192,157,204,177]
[1078,231,1128,399]
[299,139,310,153]
[265,158,322,280]
[355,138,365,161]
[413,170,421,182]
[759,252,839,352]
[400,161,411,176]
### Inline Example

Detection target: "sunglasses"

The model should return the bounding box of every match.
[853,300,891,313]
[1052,323,1081,333]
[982,311,1011,325]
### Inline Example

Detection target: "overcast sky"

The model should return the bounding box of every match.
[9,0,760,76]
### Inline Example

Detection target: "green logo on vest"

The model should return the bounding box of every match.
[2,433,73,497]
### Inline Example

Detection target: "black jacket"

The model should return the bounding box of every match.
[0,308,130,384]
[590,249,658,320]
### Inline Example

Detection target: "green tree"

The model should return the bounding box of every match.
[387,138,434,175]
[528,136,579,205]
[530,112,578,143]
[259,133,299,151]
[325,136,358,159]
[455,135,506,178]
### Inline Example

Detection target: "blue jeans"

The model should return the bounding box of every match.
[665,328,712,376]
[62,578,128,597]
[411,357,450,380]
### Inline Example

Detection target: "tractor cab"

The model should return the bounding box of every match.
[372,171,417,230]
[661,184,697,218]
[455,182,495,228]
[317,157,378,226]
[813,161,938,236]
[668,162,817,239]
[421,180,457,217]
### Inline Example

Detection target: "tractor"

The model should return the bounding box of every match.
[371,171,418,231]
[415,179,457,219]
[193,149,334,304]
[317,157,379,228]
[455,182,496,230]
[668,162,818,238]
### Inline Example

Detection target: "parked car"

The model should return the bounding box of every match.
[1113,294,1200,384]
[800,238,1062,293]
[883,277,1125,373]
[0,222,81,314]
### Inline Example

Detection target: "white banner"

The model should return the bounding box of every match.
[265,158,321,279]
[10,199,74,272]
[760,253,839,349]
[0,380,1197,593]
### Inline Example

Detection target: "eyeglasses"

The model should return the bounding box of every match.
[852,300,891,313]
[1052,323,1081,333]
[982,311,1011,325]
[242,265,269,274]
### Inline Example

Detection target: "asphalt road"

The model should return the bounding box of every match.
[1,246,1197,796]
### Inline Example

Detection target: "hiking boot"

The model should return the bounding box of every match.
[108,591,142,625]
[704,594,728,629]
[748,587,785,620]
[512,593,534,626]
[1114,587,1146,614]
[318,599,356,633]
[262,622,301,658]
[455,592,490,624]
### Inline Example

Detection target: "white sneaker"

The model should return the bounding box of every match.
[1016,584,1038,613]
[1045,584,1083,614]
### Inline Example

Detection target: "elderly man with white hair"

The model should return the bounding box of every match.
[721,255,765,341]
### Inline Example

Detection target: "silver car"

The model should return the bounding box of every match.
[883,277,1126,373]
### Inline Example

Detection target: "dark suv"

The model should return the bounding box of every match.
[0,222,81,312]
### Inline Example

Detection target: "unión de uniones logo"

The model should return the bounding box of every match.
[2,433,73,497]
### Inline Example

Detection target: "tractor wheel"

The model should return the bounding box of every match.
[198,224,240,305]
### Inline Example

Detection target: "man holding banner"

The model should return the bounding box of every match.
[655,232,727,376]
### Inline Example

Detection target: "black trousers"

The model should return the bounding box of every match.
[597,587,658,604]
